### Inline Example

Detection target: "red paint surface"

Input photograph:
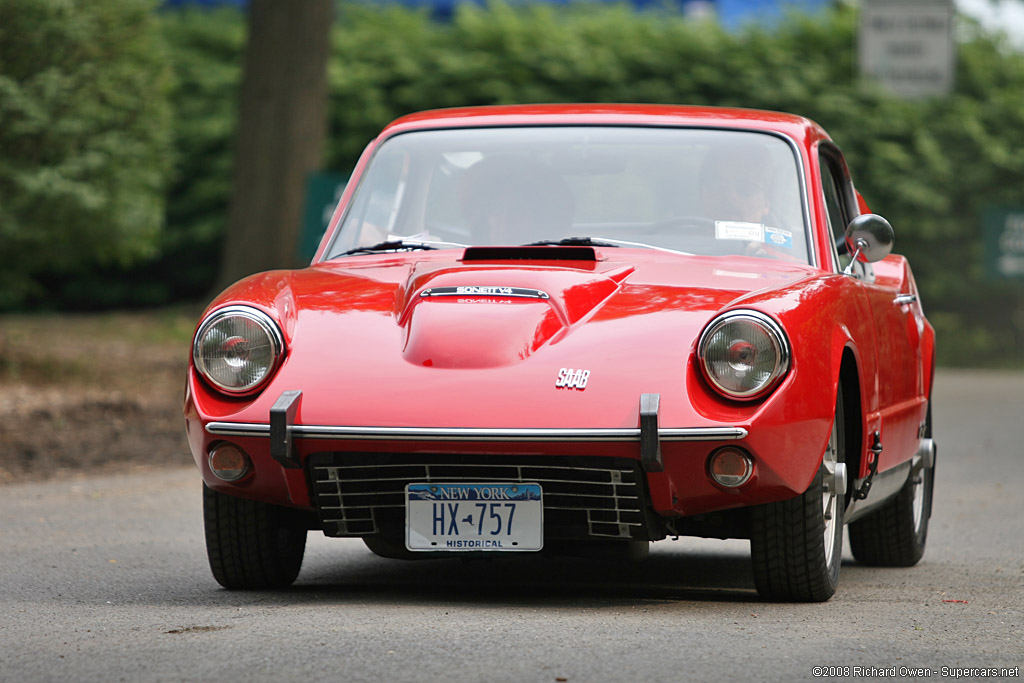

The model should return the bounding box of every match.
[188,105,934,520]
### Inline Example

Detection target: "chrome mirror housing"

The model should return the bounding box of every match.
[844,214,894,272]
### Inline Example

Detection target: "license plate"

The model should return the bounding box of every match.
[405,483,543,552]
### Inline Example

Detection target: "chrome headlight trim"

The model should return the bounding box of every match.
[193,305,286,395]
[697,309,790,401]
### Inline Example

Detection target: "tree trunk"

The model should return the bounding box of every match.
[215,0,333,293]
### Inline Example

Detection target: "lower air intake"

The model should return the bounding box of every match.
[307,453,651,542]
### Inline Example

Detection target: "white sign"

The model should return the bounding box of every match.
[859,0,955,98]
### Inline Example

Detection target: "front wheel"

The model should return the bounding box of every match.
[203,484,307,589]
[750,387,846,602]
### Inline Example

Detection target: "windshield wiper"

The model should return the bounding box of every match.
[336,238,467,258]
[523,236,694,255]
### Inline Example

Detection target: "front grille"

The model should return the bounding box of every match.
[307,453,651,541]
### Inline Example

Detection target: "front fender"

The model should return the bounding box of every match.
[725,274,876,497]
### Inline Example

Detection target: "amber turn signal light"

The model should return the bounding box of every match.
[708,447,754,488]
[209,443,251,482]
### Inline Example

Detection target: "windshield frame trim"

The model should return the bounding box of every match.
[321,123,816,268]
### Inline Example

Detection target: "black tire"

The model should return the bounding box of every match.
[750,388,845,602]
[203,484,307,589]
[848,403,935,567]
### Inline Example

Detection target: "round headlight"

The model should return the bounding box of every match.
[193,306,285,394]
[698,310,790,400]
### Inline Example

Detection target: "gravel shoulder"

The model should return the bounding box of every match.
[0,310,198,484]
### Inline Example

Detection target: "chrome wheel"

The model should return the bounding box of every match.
[821,415,847,570]
[911,470,924,532]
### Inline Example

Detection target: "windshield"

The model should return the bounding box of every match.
[326,126,810,263]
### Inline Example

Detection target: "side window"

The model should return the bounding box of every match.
[820,159,847,243]
[818,151,854,274]
[339,148,412,249]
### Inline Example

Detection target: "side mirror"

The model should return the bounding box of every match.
[844,214,893,271]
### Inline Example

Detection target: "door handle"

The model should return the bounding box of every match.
[893,294,917,306]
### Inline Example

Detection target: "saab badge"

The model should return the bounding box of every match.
[555,368,590,390]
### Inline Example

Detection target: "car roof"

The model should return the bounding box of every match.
[378,104,831,148]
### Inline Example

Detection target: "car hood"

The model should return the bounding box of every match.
[208,250,816,428]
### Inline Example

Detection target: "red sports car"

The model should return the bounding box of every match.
[185,104,936,601]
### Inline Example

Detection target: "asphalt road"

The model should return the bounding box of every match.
[1,370,1021,683]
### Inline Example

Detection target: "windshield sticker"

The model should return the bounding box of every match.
[715,221,765,242]
[765,226,794,249]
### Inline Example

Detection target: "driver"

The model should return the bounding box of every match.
[696,142,797,258]
[698,142,774,226]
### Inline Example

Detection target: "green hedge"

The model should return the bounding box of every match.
[0,0,172,308]
[6,2,1024,365]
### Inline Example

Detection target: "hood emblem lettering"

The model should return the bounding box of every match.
[556,368,590,390]
[421,286,549,300]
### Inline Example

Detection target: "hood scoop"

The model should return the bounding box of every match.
[399,263,628,369]
[462,246,596,261]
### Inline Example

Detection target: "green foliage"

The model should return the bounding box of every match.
[136,7,245,304]
[0,0,173,307]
